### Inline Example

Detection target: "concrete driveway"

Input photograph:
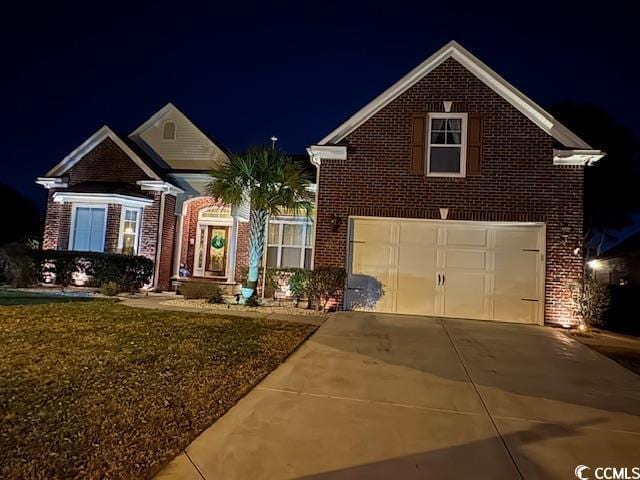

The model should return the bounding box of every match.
[156,312,640,480]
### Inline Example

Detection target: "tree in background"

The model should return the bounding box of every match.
[208,146,312,298]
[550,102,640,233]
[0,183,41,246]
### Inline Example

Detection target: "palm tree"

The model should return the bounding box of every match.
[208,146,312,298]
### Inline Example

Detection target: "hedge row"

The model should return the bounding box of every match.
[35,250,154,292]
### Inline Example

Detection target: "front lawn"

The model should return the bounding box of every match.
[0,301,315,479]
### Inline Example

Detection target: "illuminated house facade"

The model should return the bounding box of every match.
[37,103,314,290]
[308,41,604,326]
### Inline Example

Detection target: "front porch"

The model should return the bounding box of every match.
[172,196,250,290]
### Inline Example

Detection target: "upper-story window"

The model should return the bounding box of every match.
[426,113,467,177]
[162,121,176,140]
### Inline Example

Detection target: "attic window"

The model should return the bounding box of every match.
[162,121,176,140]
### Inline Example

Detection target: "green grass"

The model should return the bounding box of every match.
[0,289,94,305]
[0,301,315,479]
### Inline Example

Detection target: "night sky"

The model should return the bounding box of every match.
[3,1,638,209]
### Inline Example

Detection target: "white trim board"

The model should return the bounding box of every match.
[53,192,154,209]
[317,40,602,156]
[45,126,161,180]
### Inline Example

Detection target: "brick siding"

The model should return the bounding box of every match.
[313,57,584,325]
[41,137,167,286]
[157,195,177,290]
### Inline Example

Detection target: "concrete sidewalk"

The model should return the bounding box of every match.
[120,296,325,326]
[155,312,640,480]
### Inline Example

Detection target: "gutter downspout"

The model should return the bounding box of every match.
[306,148,321,269]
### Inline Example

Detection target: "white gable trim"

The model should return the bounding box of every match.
[52,192,154,209]
[137,180,184,195]
[318,41,593,150]
[129,103,177,138]
[35,177,69,189]
[45,126,161,180]
[306,145,348,166]
[553,149,605,166]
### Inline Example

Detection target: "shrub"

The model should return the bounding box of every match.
[181,282,220,300]
[288,269,312,307]
[35,250,153,292]
[0,242,36,287]
[99,281,120,296]
[568,276,611,329]
[308,267,347,311]
[207,284,225,304]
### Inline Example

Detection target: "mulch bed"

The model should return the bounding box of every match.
[0,301,315,479]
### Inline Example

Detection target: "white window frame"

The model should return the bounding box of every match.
[426,112,467,178]
[266,217,313,269]
[118,207,142,254]
[69,203,108,252]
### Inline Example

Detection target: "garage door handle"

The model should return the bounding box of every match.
[437,274,441,286]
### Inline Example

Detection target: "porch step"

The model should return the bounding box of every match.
[171,278,241,295]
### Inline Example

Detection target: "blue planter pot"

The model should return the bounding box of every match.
[241,287,254,299]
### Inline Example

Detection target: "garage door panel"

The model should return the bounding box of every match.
[443,272,489,319]
[446,228,488,247]
[494,298,538,324]
[352,220,392,243]
[495,229,539,250]
[495,251,539,299]
[351,244,393,272]
[398,222,437,245]
[396,272,437,315]
[445,249,487,270]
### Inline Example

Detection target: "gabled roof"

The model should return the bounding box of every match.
[44,126,162,179]
[128,102,230,171]
[318,41,599,155]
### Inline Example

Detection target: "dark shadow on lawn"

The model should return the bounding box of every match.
[0,290,95,306]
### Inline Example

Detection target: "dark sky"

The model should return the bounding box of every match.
[3,1,638,209]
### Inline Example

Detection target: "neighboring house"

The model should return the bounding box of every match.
[37,103,314,290]
[308,41,605,326]
[591,232,640,286]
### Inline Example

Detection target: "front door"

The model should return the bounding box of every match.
[205,226,229,276]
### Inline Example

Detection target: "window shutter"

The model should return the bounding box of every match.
[466,114,482,175]
[410,114,427,174]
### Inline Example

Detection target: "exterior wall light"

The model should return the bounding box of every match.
[331,214,343,232]
[587,259,602,270]
[439,208,449,220]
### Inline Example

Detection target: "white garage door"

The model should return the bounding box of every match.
[346,217,545,324]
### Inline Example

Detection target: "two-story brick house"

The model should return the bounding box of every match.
[308,41,604,326]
